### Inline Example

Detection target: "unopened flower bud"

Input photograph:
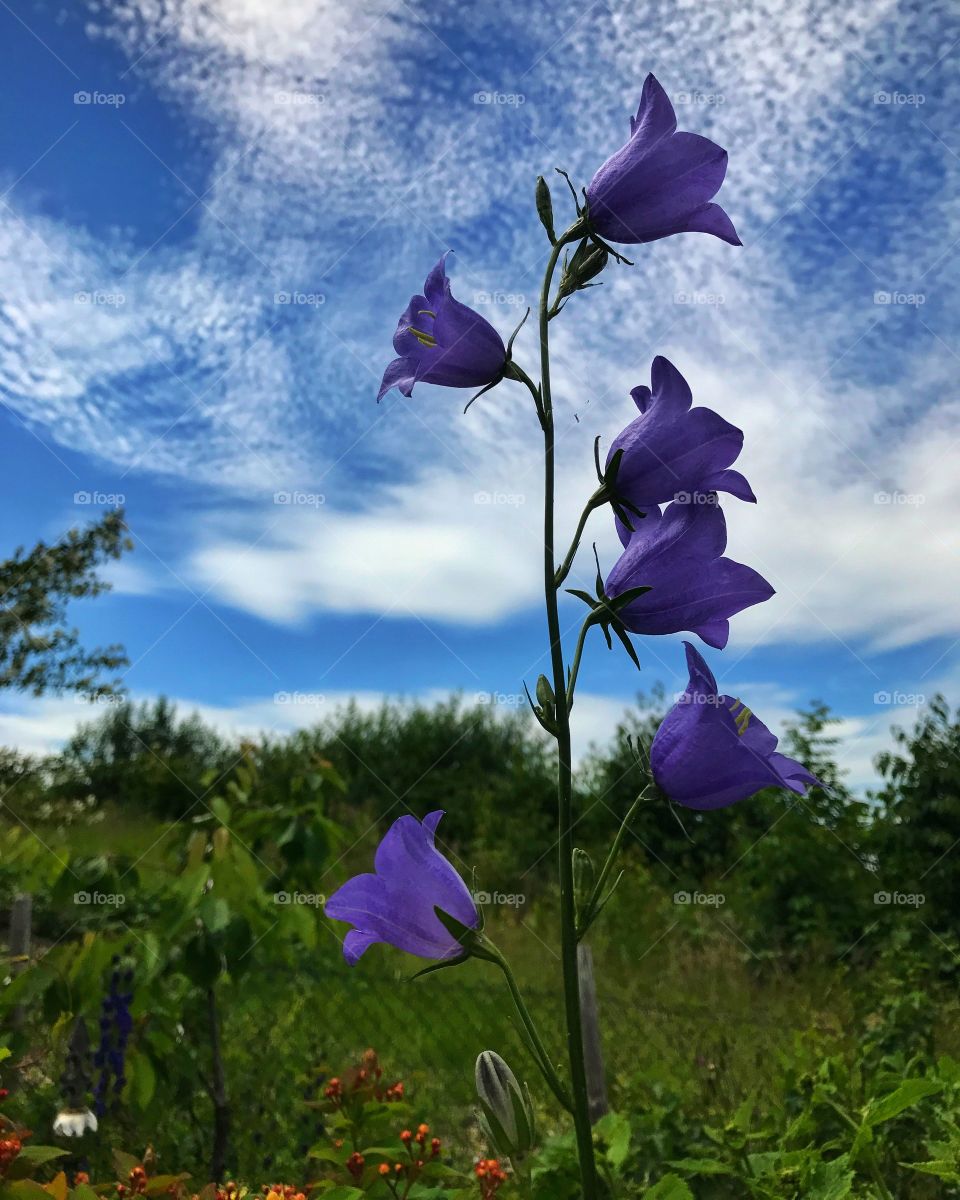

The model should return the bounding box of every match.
[475,1050,536,1157]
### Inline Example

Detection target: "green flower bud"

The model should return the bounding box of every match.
[475,1050,536,1157]
[535,673,555,706]
[572,847,595,928]
[535,175,556,244]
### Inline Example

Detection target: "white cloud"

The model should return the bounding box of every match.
[0,0,957,658]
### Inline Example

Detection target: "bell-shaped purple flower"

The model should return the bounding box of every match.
[605,500,773,649]
[608,356,755,511]
[378,255,506,401]
[585,74,740,246]
[325,810,479,965]
[651,641,820,809]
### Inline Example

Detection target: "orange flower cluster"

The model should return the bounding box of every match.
[321,1050,404,1108]
[262,1185,306,1200]
[475,1158,508,1198]
[116,1163,148,1196]
[0,1135,22,1171]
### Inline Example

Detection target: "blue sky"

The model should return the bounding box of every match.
[0,0,957,789]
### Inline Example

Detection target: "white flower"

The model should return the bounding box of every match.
[53,1108,98,1137]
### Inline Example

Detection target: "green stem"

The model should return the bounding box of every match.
[490,947,573,1112]
[554,490,605,588]
[538,221,600,1200]
[565,615,595,710]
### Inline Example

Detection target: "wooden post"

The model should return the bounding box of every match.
[8,893,32,1029]
[8,894,31,965]
[577,942,609,1122]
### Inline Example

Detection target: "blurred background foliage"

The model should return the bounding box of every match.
[2,691,960,1196]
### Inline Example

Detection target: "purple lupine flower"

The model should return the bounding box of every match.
[605,500,773,649]
[650,641,820,809]
[93,958,134,1116]
[585,74,740,246]
[608,356,755,511]
[325,810,479,965]
[378,255,506,401]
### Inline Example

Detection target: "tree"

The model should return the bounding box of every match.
[55,696,233,819]
[874,695,960,945]
[0,508,131,696]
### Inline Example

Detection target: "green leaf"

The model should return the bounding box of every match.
[594,1111,631,1171]
[667,1158,732,1176]
[866,1077,942,1125]
[644,1175,693,1200]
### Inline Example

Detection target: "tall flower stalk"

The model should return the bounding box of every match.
[332,72,822,1199]
[536,218,601,1195]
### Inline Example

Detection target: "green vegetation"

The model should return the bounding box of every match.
[2,693,960,1196]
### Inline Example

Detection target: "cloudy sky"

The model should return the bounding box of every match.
[0,0,956,789]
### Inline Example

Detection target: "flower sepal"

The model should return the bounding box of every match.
[523,675,558,737]
[567,547,648,672]
[535,175,556,244]
[429,905,499,964]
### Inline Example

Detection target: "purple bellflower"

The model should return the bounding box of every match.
[605,500,773,649]
[585,74,740,246]
[651,641,821,809]
[608,356,755,511]
[325,810,479,965]
[378,255,507,401]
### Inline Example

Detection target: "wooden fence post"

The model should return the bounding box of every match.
[8,892,32,1030]
[577,942,609,1122]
